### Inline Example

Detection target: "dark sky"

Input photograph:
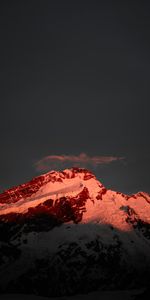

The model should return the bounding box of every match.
[0,0,150,194]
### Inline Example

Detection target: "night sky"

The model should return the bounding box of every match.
[0,0,150,194]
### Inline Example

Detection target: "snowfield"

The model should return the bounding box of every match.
[0,168,150,297]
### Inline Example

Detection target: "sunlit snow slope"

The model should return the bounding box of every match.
[0,167,150,231]
[1,168,150,296]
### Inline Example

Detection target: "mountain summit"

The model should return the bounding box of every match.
[0,168,150,296]
[0,167,150,230]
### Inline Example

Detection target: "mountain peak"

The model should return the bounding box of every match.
[0,168,150,296]
[0,167,150,232]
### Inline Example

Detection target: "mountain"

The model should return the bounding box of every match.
[0,167,150,297]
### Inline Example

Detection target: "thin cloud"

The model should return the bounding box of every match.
[34,153,124,172]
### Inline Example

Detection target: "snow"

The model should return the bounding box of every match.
[2,219,149,286]
[0,171,102,216]
[0,179,84,215]
[0,167,150,233]
[0,169,150,298]
[82,190,131,231]
[128,194,150,223]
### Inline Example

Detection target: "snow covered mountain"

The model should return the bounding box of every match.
[0,167,150,296]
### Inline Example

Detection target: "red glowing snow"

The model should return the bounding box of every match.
[0,168,150,231]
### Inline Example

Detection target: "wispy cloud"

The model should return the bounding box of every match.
[34,153,124,172]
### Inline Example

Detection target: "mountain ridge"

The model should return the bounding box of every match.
[0,167,150,231]
[0,167,150,296]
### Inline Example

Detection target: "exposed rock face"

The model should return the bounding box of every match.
[0,168,150,296]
